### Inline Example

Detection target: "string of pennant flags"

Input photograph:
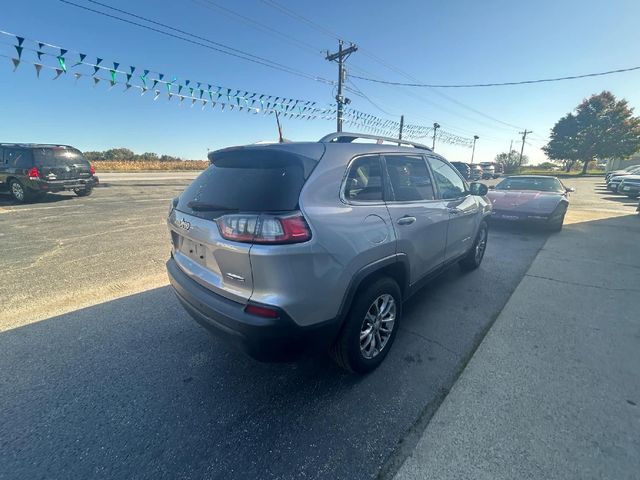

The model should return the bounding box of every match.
[0,29,474,147]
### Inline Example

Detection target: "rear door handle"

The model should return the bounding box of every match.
[448,208,461,215]
[397,215,416,225]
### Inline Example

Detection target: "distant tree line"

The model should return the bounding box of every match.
[83,148,190,162]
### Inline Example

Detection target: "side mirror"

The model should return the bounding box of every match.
[488,185,495,190]
[566,187,575,193]
[469,182,488,196]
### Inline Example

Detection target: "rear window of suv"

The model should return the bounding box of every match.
[177,148,317,219]
[33,147,89,167]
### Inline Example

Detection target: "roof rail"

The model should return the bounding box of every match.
[318,132,431,151]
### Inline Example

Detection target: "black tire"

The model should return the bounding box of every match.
[459,221,488,271]
[8,179,30,203]
[74,187,93,197]
[330,277,402,374]
[547,204,567,232]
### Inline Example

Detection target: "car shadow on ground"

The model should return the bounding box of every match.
[0,192,78,206]
[0,224,550,479]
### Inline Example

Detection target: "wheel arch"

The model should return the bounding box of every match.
[336,254,409,324]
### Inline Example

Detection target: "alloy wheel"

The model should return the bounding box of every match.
[11,182,24,201]
[360,294,396,359]
[475,226,487,263]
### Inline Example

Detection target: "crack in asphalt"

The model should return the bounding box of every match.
[399,327,459,356]
[525,273,640,293]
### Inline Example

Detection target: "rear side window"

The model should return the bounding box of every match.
[4,149,33,168]
[33,148,89,167]
[427,156,467,199]
[343,155,383,202]
[386,155,435,201]
[177,148,316,219]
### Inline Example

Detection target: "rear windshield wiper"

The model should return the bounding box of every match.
[186,201,238,212]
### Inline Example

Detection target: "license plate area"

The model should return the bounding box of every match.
[180,238,207,266]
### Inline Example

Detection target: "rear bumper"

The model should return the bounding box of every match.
[28,176,98,193]
[166,257,341,362]
[619,184,640,196]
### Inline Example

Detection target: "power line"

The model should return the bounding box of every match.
[58,0,334,84]
[260,0,343,41]
[191,0,324,57]
[351,65,640,88]
[258,0,524,132]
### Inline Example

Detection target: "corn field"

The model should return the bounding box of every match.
[91,160,208,171]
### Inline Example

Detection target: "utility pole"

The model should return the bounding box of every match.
[398,115,404,145]
[518,130,532,172]
[326,40,358,132]
[471,135,479,163]
[432,122,440,150]
[506,139,513,172]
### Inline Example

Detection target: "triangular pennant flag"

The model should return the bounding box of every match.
[14,45,23,59]
[109,80,117,89]
[124,83,132,91]
[140,87,148,96]
[36,51,44,61]
[210,102,216,109]
[38,42,45,49]
[185,79,191,86]
[153,90,161,100]
[158,73,164,81]
[178,95,185,104]
[130,66,135,74]
[60,49,68,57]
[191,98,197,108]
[11,58,20,71]
[229,104,235,111]
[201,99,208,110]
[34,63,43,78]
[221,103,225,111]
[74,72,82,81]
[238,106,244,112]
[96,58,103,66]
[168,92,173,101]
[16,36,25,46]
[178,85,183,94]
[57,56,66,72]
[152,79,159,89]
[93,65,100,75]
[93,77,101,86]
[126,73,132,82]
[53,68,64,80]
[113,62,119,71]
[109,70,116,82]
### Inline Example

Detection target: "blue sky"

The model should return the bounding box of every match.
[1,0,639,164]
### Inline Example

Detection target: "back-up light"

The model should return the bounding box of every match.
[217,211,311,244]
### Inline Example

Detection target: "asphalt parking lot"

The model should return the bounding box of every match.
[0,174,633,479]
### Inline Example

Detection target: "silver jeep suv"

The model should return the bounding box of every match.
[167,133,491,373]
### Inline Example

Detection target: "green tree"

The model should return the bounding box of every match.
[537,162,557,170]
[495,150,528,174]
[543,91,640,174]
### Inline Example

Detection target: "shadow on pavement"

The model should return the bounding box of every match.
[0,225,549,480]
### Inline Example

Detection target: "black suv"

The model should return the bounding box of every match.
[450,161,471,180]
[0,144,98,203]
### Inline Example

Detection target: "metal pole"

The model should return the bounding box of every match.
[471,135,479,163]
[398,115,404,145]
[432,122,440,150]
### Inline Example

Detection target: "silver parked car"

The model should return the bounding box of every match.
[166,133,492,373]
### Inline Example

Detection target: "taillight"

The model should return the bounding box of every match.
[244,303,280,319]
[217,211,311,244]
[27,167,40,179]
[89,165,96,175]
